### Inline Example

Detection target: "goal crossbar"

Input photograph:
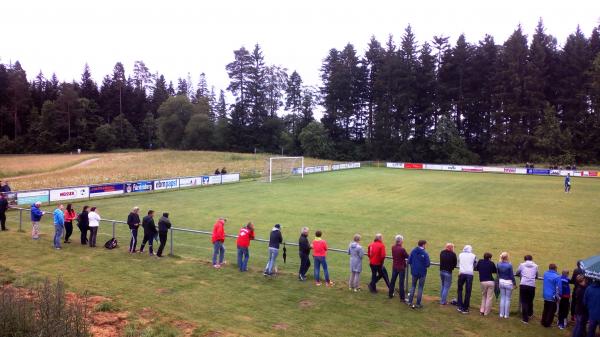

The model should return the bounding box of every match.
[267,156,304,183]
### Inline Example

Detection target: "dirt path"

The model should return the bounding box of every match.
[7,158,100,180]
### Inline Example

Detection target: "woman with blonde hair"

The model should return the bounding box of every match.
[497,252,517,318]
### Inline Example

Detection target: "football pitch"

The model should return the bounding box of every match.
[1,167,598,336]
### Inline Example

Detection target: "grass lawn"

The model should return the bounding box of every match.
[1,168,598,336]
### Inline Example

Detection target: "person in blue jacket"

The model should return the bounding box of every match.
[407,239,431,309]
[30,201,45,240]
[541,263,563,327]
[565,173,571,193]
[585,280,600,337]
[52,204,65,250]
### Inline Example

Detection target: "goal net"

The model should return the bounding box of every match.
[265,157,304,182]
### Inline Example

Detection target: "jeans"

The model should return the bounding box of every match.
[314,256,330,282]
[156,231,168,257]
[587,319,599,337]
[572,313,587,337]
[212,241,225,265]
[299,253,311,277]
[389,268,406,300]
[349,271,361,289]
[88,227,98,247]
[457,274,474,311]
[408,275,426,306]
[129,228,138,252]
[480,281,495,315]
[369,264,390,291]
[32,221,40,239]
[237,246,249,271]
[53,224,64,248]
[499,281,513,317]
[520,285,536,322]
[541,300,558,327]
[64,221,73,242]
[264,247,278,274]
[440,271,452,304]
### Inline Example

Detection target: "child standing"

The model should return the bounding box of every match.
[558,270,571,329]
[313,230,334,286]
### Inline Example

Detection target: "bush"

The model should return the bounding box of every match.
[0,278,90,337]
[95,301,119,312]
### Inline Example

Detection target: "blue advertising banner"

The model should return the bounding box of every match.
[527,168,551,175]
[124,181,154,193]
[90,184,125,198]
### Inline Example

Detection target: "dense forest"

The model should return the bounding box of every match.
[1,20,600,164]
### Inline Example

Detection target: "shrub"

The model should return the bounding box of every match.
[95,301,119,312]
[0,278,90,337]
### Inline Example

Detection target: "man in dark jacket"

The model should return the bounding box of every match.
[570,260,584,321]
[0,193,9,231]
[264,224,283,276]
[156,213,172,258]
[585,280,600,337]
[298,227,311,281]
[439,243,457,305]
[139,210,156,255]
[127,207,141,253]
[407,240,431,309]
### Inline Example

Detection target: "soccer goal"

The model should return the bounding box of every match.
[265,156,304,182]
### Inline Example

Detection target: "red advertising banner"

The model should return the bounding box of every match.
[404,163,423,169]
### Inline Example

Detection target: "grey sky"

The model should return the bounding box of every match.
[2,0,599,100]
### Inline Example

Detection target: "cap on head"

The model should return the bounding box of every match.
[274,224,281,229]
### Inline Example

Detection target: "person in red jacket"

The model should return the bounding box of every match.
[367,233,390,293]
[211,218,227,268]
[63,203,77,244]
[312,230,334,286]
[236,222,255,272]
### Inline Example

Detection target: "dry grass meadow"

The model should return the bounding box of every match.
[0,150,332,190]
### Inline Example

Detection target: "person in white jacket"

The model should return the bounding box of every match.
[87,207,101,248]
[515,255,539,323]
[457,245,477,313]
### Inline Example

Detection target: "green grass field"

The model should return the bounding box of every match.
[1,168,599,336]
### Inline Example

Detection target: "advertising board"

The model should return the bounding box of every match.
[49,187,90,201]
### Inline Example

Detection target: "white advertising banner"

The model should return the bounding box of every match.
[424,164,444,171]
[515,168,528,175]
[442,165,462,171]
[332,162,361,170]
[221,173,240,183]
[482,166,504,173]
[386,162,404,169]
[179,177,203,188]
[50,187,89,201]
[154,179,179,190]
[201,175,222,185]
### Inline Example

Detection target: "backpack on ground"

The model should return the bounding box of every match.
[104,237,118,249]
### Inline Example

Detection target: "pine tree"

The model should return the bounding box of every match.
[80,64,99,102]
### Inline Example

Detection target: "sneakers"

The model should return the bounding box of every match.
[521,320,529,324]
[457,308,469,314]
[298,275,306,281]
[214,264,221,269]
[315,282,322,286]
[326,281,335,287]
[558,324,565,330]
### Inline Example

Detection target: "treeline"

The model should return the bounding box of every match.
[1,20,600,164]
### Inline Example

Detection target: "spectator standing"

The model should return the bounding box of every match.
[298,227,311,281]
[264,224,283,276]
[439,243,458,305]
[87,207,101,248]
[585,280,600,337]
[140,210,156,255]
[1,181,11,193]
[572,275,588,337]
[475,252,497,316]
[0,193,8,231]
[221,167,227,174]
[457,245,477,314]
[77,206,89,245]
[53,204,65,250]
[407,240,431,309]
[127,207,141,253]
[63,203,77,243]
[31,201,45,239]
[389,235,409,300]
[312,230,333,286]
[558,270,571,329]
[541,263,562,327]
[516,255,539,324]
[348,234,364,291]
[156,212,172,258]
[236,222,255,272]
[497,252,517,318]
[367,234,389,293]
[571,261,584,322]
[211,218,227,268]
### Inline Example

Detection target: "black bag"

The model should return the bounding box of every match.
[104,237,118,249]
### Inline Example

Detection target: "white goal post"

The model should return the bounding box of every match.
[266,156,304,183]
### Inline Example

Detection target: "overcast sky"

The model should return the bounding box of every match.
[2,0,599,97]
